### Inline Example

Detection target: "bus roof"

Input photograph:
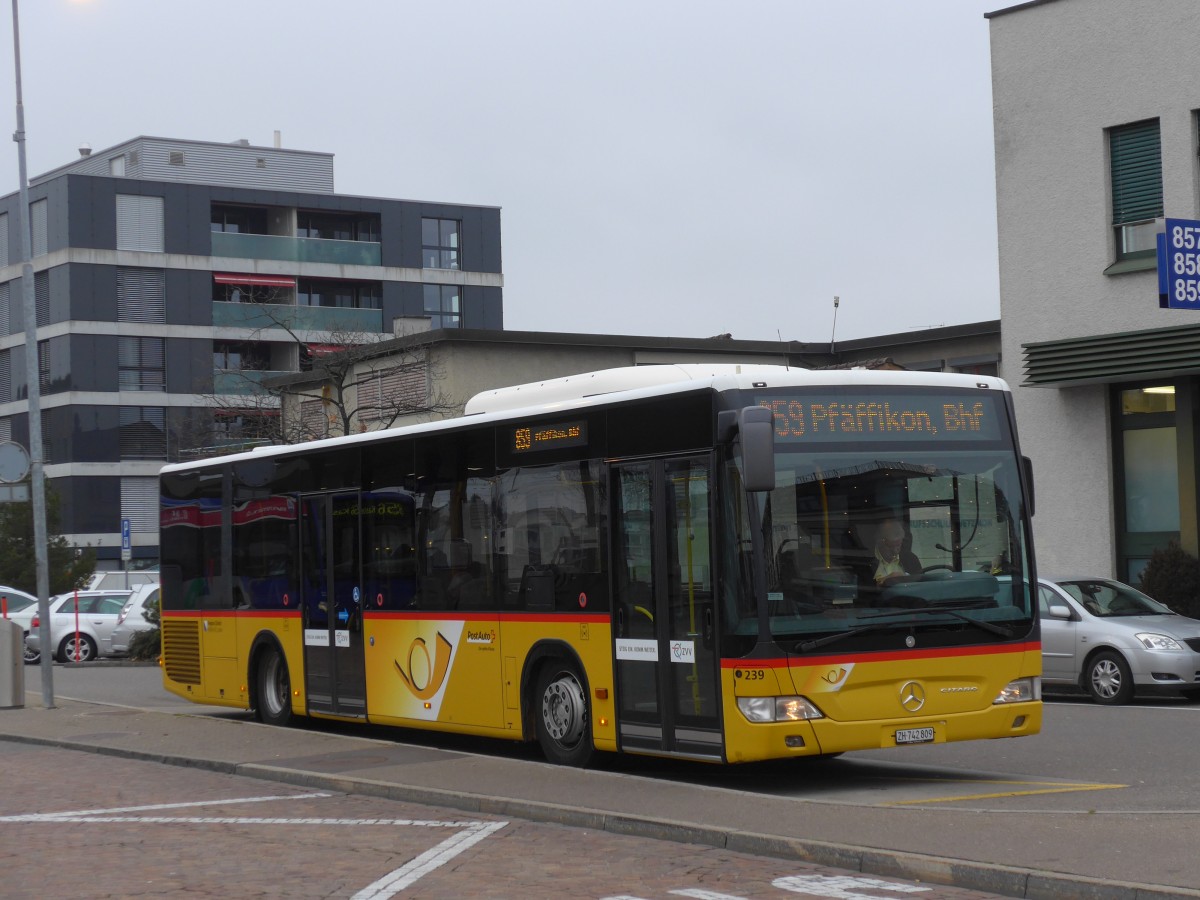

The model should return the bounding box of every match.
[161,364,1010,474]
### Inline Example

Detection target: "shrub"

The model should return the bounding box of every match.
[126,596,161,661]
[1137,541,1200,618]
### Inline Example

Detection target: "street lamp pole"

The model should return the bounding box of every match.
[10,0,53,707]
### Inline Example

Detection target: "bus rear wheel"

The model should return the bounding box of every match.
[535,662,594,767]
[256,646,293,726]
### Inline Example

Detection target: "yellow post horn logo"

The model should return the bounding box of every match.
[394,631,453,700]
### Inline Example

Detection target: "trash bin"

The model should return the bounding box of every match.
[0,617,23,708]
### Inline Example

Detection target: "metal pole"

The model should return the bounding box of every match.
[11,0,53,707]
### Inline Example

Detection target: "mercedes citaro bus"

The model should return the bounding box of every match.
[159,364,1041,765]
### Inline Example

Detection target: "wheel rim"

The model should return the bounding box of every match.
[64,637,92,662]
[541,673,586,746]
[261,654,288,717]
[1091,659,1122,699]
[23,644,38,663]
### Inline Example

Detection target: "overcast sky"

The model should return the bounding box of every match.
[2,0,1003,343]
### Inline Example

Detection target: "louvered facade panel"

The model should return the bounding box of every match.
[121,476,160,532]
[30,199,47,257]
[0,281,8,336]
[115,194,164,252]
[0,348,9,403]
[0,213,8,267]
[116,268,166,323]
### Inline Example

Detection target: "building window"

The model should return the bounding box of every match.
[297,211,380,243]
[300,399,329,440]
[297,279,381,309]
[30,198,47,257]
[214,341,269,371]
[210,204,268,234]
[116,194,165,252]
[422,217,460,269]
[120,407,167,460]
[121,476,160,533]
[1110,119,1162,260]
[117,268,166,323]
[118,337,166,392]
[37,340,50,392]
[422,284,461,329]
[359,366,427,424]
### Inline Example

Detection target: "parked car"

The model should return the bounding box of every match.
[1,585,43,664]
[1039,575,1200,704]
[84,569,158,591]
[24,590,133,664]
[105,584,159,657]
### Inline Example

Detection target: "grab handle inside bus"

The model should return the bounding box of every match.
[1023,455,1035,517]
[739,406,776,493]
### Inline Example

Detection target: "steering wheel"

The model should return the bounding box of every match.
[922,565,954,574]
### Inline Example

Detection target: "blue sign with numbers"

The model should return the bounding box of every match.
[1163,218,1200,309]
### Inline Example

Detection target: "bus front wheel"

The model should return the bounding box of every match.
[534,662,594,767]
[256,646,293,726]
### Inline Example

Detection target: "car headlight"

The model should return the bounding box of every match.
[993,677,1040,704]
[737,696,825,723]
[1136,632,1185,651]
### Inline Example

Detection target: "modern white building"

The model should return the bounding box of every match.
[988,0,1200,579]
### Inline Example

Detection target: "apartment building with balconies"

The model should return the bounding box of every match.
[0,135,503,567]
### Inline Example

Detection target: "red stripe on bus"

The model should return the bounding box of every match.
[720,641,1041,668]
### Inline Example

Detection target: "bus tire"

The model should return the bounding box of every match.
[534,661,594,767]
[256,645,293,726]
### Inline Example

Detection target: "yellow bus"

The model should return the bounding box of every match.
[159,364,1041,765]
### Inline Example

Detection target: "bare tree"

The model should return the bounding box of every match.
[203,295,461,449]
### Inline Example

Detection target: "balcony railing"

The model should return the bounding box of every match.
[212,231,383,266]
[213,301,383,334]
[212,369,292,395]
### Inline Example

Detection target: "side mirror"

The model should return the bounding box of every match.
[1046,602,1072,620]
[1023,455,1035,518]
[740,406,776,493]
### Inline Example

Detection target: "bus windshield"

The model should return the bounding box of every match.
[723,388,1035,652]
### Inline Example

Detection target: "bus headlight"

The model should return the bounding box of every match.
[993,677,1040,704]
[737,696,825,723]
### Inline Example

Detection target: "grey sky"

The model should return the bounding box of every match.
[3,0,1001,343]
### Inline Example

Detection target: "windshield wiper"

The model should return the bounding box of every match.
[796,621,905,653]
[795,608,1014,653]
[886,607,1015,638]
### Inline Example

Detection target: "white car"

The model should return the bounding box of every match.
[1,585,43,664]
[24,590,133,664]
[105,584,159,657]
[1039,575,1200,704]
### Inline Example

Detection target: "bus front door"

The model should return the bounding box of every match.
[613,456,722,760]
[299,491,367,718]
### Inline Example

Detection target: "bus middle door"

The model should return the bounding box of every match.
[613,456,722,760]
[299,491,367,718]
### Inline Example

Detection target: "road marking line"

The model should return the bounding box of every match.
[5,792,332,820]
[351,821,507,899]
[884,782,1126,805]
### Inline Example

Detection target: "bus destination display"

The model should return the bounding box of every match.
[756,393,1002,442]
[511,420,588,453]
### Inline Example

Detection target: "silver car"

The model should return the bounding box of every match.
[24,590,133,664]
[106,584,159,656]
[1039,576,1200,704]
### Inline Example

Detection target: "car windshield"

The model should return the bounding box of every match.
[1055,579,1173,617]
[1,594,35,613]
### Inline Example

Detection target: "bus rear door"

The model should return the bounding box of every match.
[613,456,722,760]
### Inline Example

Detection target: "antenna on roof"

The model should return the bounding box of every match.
[830,295,840,354]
